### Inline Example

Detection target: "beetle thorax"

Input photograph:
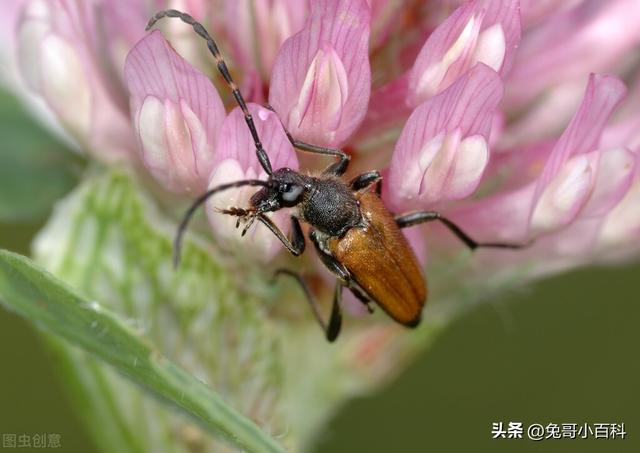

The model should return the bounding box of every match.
[299,177,361,237]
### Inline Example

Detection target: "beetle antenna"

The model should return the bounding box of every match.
[173,179,270,268]
[146,9,274,176]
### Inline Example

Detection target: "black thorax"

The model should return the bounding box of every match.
[299,177,361,237]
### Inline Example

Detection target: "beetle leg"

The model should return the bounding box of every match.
[395,211,532,250]
[241,216,256,236]
[309,229,351,282]
[261,103,350,175]
[309,229,376,315]
[286,216,306,255]
[256,215,306,256]
[220,209,305,255]
[349,170,382,195]
[348,285,375,313]
[290,138,351,176]
[273,269,343,342]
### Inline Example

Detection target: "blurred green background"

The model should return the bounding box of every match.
[1,88,638,453]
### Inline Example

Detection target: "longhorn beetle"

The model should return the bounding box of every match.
[149,9,528,342]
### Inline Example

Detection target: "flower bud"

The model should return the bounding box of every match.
[269,0,371,147]
[531,146,638,257]
[388,64,502,210]
[125,30,226,193]
[408,0,520,106]
[15,0,135,161]
[524,76,628,238]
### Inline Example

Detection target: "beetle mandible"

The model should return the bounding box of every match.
[148,9,527,342]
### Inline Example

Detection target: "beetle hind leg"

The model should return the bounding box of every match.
[348,284,375,314]
[273,269,343,342]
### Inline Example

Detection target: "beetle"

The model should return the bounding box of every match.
[150,9,527,342]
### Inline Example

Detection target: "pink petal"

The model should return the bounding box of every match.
[289,43,349,134]
[269,0,372,147]
[99,0,154,81]
[408,0,520,105]
[125,30,226,192]
[182,0,211,20]
[16,0,135,161]
[224,0,308,78]
[600,174,640,246]
[408,1,483,105]
[580,147,638,218]
[447,134,490,196]
[480,0,521,76]
[602,117,640,153]
[601,71,640,151]
[506,0,640,109]
[499,79,587,150]
[530,152,597,235]
[355,73,410,141]
[450,183,537,243]
[542,216,604,258]
[519,0,583,28]
[239,68,267,105]
[532,74,627,202]
[388,64,503,209]
[99,0,152,48]
[136,95,216,192]
[213,103,299,174]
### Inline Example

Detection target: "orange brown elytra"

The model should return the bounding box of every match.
[153,9,528,342]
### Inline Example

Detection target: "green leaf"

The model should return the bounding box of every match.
[0,89,81,222]
[0,249,285,453]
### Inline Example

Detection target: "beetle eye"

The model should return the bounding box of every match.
[282,183,304,203]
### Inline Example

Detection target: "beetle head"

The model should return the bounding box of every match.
[251,168,309,213]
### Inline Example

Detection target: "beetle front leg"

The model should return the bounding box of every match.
[257,215,306,256]
[273,269,343,342]
[220,209,306,255]
[395,211,531,250]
